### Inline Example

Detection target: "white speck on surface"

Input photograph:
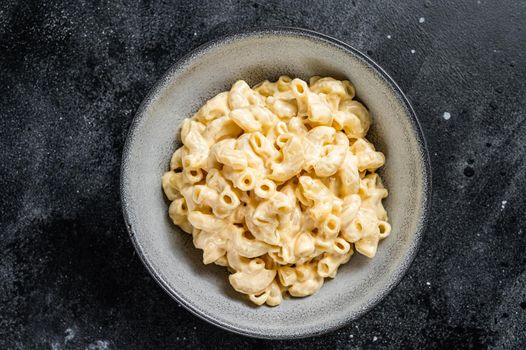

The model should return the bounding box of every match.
[86,340,110,350]
[193,32,197,36]
[419,17,425,23]
[411,49,416,54]
[443,112,451,120]
[350,334,354,338]
[387,34,391,39]
[477,0,481,4]
[501,200,507,210]
[65,328,75,343]
[373,336,378,342]
[426,281,431,286]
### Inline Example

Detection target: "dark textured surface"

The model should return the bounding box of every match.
[1,0,525,349]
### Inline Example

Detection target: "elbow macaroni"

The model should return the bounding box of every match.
[162,76,389,306]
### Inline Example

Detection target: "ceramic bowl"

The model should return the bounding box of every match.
[121,28,431,339]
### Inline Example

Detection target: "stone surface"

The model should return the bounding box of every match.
[0,0,525,349]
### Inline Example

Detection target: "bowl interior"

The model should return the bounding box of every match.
[121,29,429,339]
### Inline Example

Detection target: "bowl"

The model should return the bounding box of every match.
[121,27,431,339]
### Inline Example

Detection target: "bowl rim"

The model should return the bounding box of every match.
[120,26,432,340]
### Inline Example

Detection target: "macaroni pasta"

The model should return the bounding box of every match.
[162,76,389,306]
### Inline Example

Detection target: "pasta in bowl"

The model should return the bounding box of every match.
[121,28,430,338]
[161,76,390,306]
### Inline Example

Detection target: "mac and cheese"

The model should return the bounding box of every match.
[162,76,389,306]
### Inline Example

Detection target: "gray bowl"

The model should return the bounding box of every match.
[121,28,431,339]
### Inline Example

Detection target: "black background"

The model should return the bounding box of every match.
[1,0,525,349]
